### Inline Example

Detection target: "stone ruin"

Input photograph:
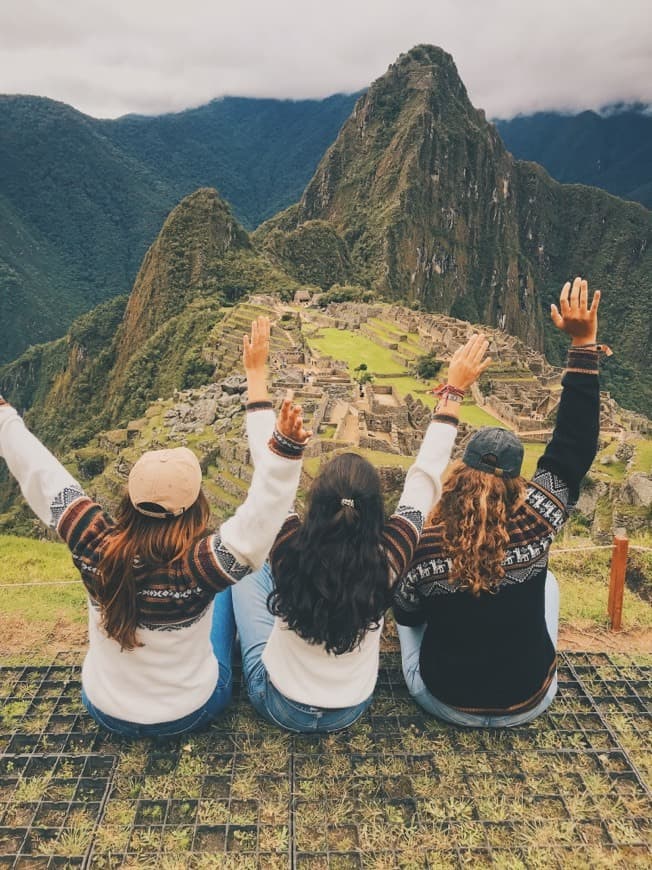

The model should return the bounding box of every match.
[100,296,648,525]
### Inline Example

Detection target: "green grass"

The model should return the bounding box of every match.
[551,542,652,629]
[0,535,84,626]
[307,327,408,374]
[521,442,546,479]
[458,403,509,428]
[304,448,414,479]
[632,437,652,473]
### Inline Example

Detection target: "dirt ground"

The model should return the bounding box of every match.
[2,615,650,662]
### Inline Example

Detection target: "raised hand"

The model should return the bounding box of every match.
[277,393,312,444]
[446,333,492,391]
[242,316,271,404]
[243,316,271,375]
[550,277,600,346]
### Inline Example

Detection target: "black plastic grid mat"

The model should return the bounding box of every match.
[0,651,649,869]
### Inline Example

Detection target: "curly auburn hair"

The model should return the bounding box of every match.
[428,460,527,595]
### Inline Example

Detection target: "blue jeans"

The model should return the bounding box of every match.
[82,586,236,738]
[397,571,560,727]
[232,562,372,733]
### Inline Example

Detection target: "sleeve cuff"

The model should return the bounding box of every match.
[246,401,274,412]
[268,428,308,460]
[432,412,460,428]
[565,347,599,375]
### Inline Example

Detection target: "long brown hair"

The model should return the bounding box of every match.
[428,461,527,595]
[97,491,210,650]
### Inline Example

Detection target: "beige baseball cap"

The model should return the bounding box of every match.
[128,447,202,518]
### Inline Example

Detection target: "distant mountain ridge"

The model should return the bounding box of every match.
[496,108,652,209]
[2,45,651,423]
[0,92,358,363]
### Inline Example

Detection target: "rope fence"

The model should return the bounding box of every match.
[1,535,649,630]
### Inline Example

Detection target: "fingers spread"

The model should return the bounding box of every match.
[550,304,564,329]
[560,281,571,315]
[590,288,601,313]
[579,279,588,311]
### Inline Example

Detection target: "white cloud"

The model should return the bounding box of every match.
[0,0,650,118]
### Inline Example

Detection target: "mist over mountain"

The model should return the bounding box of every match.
[496,107,652,209]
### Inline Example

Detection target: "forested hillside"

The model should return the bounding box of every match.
[496,108,652,209]
[0,93,357,363]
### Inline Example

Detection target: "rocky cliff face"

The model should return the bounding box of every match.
[262,45,651,414]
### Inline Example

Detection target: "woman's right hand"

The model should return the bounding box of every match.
[446,333,492,391]
[243,316,270,375]
[550,277,600,346]
[243,316,271,404]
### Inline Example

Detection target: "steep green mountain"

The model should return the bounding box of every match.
[256,46,652,415]
[0,96,175,365]
[0,189,305,453]
[0,93,357,365]
[3,45,651,422]
[496,108,652,209]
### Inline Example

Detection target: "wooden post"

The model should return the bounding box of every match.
[608,530,629,631]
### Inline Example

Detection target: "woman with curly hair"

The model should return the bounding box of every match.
[232,335,491,733]
[393,278,603,726]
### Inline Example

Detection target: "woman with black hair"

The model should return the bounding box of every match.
[232,334,491,733]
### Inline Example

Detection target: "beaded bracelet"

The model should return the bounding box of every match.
[571,342,613,357]
[432,383,465,405]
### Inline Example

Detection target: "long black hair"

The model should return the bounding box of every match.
[268,452,389,654]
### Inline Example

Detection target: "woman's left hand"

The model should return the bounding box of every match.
[446,334,492,391]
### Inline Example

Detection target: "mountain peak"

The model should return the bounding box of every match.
[393,44,457,70]
[114,188,250,365]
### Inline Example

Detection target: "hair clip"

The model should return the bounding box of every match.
[341,498,355,509]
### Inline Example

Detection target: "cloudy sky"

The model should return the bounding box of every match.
[0,0,650,119]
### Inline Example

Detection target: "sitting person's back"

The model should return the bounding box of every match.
[394,277,603,725]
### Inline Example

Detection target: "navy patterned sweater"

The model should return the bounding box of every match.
[393,347,600,714]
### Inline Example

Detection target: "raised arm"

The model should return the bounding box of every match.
[534,278,602,506]
[218,316,311,572]
[0,396,85,528]
[383,335,492,581]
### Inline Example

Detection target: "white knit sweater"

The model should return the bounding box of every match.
[0,404,304,723]
[262,418,458,708]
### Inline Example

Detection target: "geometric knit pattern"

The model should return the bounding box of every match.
[58,497,242,632]
[49,484,86,529]
[393,466,572,610]
[394,504,424,535]
[212,536,251,582]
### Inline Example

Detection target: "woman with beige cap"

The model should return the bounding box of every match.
[0,317,310,737]
[394,279,603,726]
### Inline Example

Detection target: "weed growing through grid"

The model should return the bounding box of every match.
[0,653,649,867]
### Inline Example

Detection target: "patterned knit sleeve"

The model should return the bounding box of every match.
[184,533,253,593]
[57,497,116,597]
[534,346,600,507]
[0,405,85,529]
[392,568,427,625]
[392,530,451,623]
[382,508,422,586]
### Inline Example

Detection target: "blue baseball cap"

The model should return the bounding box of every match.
[462,427,524,479]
